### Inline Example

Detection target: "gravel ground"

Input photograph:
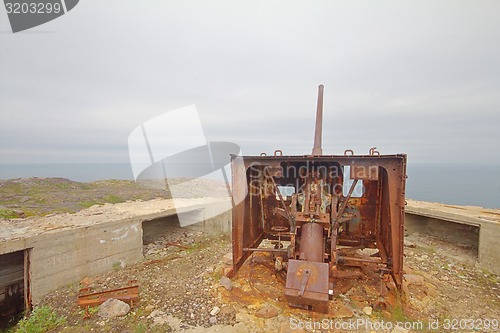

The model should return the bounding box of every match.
[1,178,498,332]
[29,224,499,333]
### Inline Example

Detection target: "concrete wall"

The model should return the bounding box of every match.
[28,218,143,304]
[0,202,233,307]
[477,221,499,275]
[405,213,480,250]
[405,212,499,275]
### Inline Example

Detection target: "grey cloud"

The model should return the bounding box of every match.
[1,0,499,164]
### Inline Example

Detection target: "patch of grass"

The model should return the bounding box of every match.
[102,194,124,204]
[14,305,66,333]
[0,209,21,219]
[112,261,124,271]
[392,305,408,322]
[77,306,99,318]
[134,323,147,333]
[211,268,223,282]
[79,200,99,208]
[421,245,437,255]
[186,241,210,253]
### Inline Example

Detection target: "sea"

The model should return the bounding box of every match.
[0,163,498,209]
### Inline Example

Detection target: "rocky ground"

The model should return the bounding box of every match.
[27,223,498,333]
[1,179,499,332]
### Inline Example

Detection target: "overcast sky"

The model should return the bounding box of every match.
[1,0,499,166]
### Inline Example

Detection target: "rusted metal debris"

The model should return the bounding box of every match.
[77,280,139,318]
[229,85,407,312]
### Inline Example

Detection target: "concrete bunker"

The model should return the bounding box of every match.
[142,208,228,245]
[405,213,480,258]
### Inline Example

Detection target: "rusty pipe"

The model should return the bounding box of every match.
[311,84,324,156]
[299,222,324,262]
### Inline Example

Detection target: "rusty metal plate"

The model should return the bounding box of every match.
[350,164,379,180]
[285,259,329,311]
[285,259,329,295]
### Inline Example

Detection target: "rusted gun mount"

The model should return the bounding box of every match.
[230,85,407,312]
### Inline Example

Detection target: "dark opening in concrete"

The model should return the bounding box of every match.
[142,215,182,245]
[405,213,480,258]
[0,250,27,328]
[142,210,208,245]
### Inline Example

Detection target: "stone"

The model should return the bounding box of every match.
[404,239,416,248]
[98,298,130,318]
[362,306,373,316]
[219,276,233,291]
[149,309,165,318]
[255,304,279,318]
[209,316,217,325]
[404,274,424,286]
[152,315,169,326]
[223,252,233,266]
[79,277,94,287]
[210,306,220,316]
[329,300,354,318]
[220,305,235,315]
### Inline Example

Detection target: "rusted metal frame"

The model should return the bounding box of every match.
[333,179,359,230]
[373,168,389,264]
[374,234,389,264]
[231,158,246,270]
[386,163,405,287]
[337,238,377,246]
[243,248,288,253]
[263,233,291,241]
[23,249,31,315]
[259,175,265,230]
[295,212,330,223]
[77,285,139,309]
[231,162,268,274]
[268,171,294,224]
[394,161,406,284]
[329,195,340,269]
[229,229,266,277]
[377,166,392,265]
[249,155,406,163]
[374,168,383,245]
[338,256,383,264]
[78,285,139,299]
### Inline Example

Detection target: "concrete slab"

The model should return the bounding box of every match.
[0,197,231,304]
[406,199,500,274]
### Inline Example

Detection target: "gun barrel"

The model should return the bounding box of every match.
[311,84,324,155]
